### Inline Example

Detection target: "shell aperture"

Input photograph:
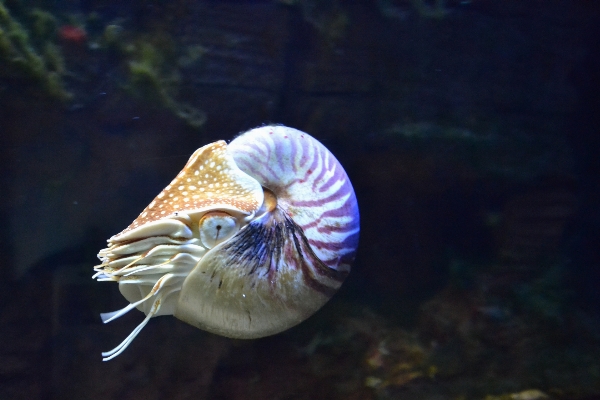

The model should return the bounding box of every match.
[93,125,360,360]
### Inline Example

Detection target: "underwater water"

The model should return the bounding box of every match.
[1,0,599,399]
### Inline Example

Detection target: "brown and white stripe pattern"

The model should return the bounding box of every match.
[228,125,360,273]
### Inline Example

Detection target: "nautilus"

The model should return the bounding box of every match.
[93,125,359,361]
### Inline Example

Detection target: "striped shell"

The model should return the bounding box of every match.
[93,125,360,360]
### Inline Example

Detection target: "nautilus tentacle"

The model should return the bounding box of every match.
[94,125,359,360]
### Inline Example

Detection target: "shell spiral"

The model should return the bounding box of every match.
[228,126,359,272]
[93,125,359,360]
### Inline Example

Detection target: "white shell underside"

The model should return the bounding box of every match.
[94,125,359,361]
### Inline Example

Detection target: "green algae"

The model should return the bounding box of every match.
[30,8,57,39]
[84,19,206,127]
[0,2,205,125]
[0,2,70,100]
[126,39,206,128]
[410,0,448,19]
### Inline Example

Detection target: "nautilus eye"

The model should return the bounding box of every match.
[93,125,360,361]
[199,211,239,249]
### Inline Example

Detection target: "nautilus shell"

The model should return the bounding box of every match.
[93,125,359,361]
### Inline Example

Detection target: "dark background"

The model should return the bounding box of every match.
[1,1,599,399]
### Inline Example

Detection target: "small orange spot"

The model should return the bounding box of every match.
[58,25,87,44]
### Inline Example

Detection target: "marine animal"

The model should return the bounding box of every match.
[93,125,360,360]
